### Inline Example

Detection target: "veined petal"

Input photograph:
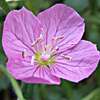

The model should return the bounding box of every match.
[6,54,37,79]
[37,4,84,51]
[22,66,60,85]
[50,40,100,82]
[7,54,60,85]
[2,7,42,57]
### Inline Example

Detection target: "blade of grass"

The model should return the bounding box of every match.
[82,88,100,100]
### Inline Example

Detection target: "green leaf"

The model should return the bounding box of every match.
[0,73,10,90]
[0,0,12,14]
[84,16,100,25]
[6,0,23,1]
[95,63,100,87]
[89,0,98,15]
[64,0,89,13]
[0,53,6,65]
[73,82,97,100]
[26,0,40,15]
[26,0,51,15]
[82,88,100,100]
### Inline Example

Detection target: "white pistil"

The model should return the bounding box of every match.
[31,56,35,66]
[61,54,72,60]
[22,49,26,58]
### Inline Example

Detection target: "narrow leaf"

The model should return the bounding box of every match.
[82,88,100,100]
[0,0,11,14]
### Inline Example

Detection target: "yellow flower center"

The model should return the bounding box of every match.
[35,51,55,67]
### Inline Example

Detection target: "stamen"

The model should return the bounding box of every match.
[31,56,35,66]
[49,36,64,49]
[67,43,76,45]
[31,38,41,47]
[40,28,44,36]
[40,39,45,54]
[59,42,76,50]
[31,34,43,47]
[22,49,26,58]
[51,46,59,55]
[40,33,43,39]
[51,37,56,46]
[56,46,59,51]
[61,54,72,60]
[55,36,64,41]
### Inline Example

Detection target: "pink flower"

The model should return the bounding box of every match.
[2,4,100,84]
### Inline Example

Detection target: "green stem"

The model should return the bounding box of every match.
[0,66,25,100]
[0,0,11,14]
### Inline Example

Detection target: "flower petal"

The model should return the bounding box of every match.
[7,54,60,84]
[22,66,61,85]
[50,40,100,82]
[7,54,37,79]
[2,7,42,57]
[37,4,84,51]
